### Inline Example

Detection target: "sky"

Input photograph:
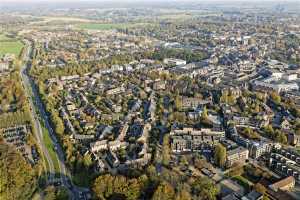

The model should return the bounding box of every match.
[0,0,298,9]
[0,0,296,2]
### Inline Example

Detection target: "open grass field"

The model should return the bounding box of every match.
[42,125,60,175]
[77,23,147,30]
[0,34,24,57]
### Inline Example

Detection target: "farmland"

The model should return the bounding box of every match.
[0,34,24,57]
[77,23,147,30]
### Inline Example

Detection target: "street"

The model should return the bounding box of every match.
[20,40,89,200]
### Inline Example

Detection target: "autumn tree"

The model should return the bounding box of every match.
[92,174,145,200]
[152,182,175,200]
[162,134,171,166]
[192,177,219,200]
[175,189,192,200]
[214,144,227,168]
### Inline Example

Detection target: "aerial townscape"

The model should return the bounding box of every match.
[1,0,300,200]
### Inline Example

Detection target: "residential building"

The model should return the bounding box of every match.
[90,140,108,152]
[269,176,295,192]
[0,61,9,71]
[163,58,186,66]
[249,142,273,159]
[170,128,225,152]
[226,147,249,167]
[242,190,263,200]
[181,97,211,109]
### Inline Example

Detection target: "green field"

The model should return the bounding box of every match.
[0,34,24,57]
[42,125,60,175]
[77,23,146,30]
[232,175,253,191]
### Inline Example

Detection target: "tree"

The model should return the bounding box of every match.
[0,141,37,200]
[275,130,287,144]
[214,144,226,168]
[83,153,93,167]
[200,106,213,127]
[175,189,192,200]
[263,125,274,137]
[270,92,281,104]
[201,106,208,119]
[192,177,219,200]
[241,127,260,140]
[44,186,56,200]
[174,95,182,110]
[92,174,144,200]
[162,134,171,166]
[56,187,69,200]
[226,162,244,177]
[254,183,266,194]
[152,182,175,200]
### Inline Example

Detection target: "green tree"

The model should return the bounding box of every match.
[201,106,208,119]
[275,130,287,144]
[270,92,281,104]
[214,144,226,168]
[174,95,182,110]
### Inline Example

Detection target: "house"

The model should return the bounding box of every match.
[106,86,125,95]
[280,118,291,130]
[65,101,76,112]
[220,178,245,198]
[153,80,166,90]
[108,141,128,151]
[287,133,300,146]
[60,75,80,81]
[226,147,249,167]
[170,128,225,152]
[90,140,108,152]
[137,123,151,143]
[181,97,211,110]
[242,190,263,200]
[249,142,273,159]
[96,159,106,172]
[0,61,9,71]
[71,133,95,143]
[122,153,151,169]
[222,193,240,200]
[163,58,186,66]
[117,124,129,141]
[269,176,295,192]
[105,150,120,168]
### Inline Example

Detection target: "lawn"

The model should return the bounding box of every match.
[42,125,60,175]
[296,147,300,154]
[0,34,24,57]
[77,23,146,30]
[232,175,253,192]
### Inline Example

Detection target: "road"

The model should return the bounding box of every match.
[20,40,55,183]
[20,40,90,199]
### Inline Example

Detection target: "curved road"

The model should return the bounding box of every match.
[21,40,89,199]
[20,41,55,183]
